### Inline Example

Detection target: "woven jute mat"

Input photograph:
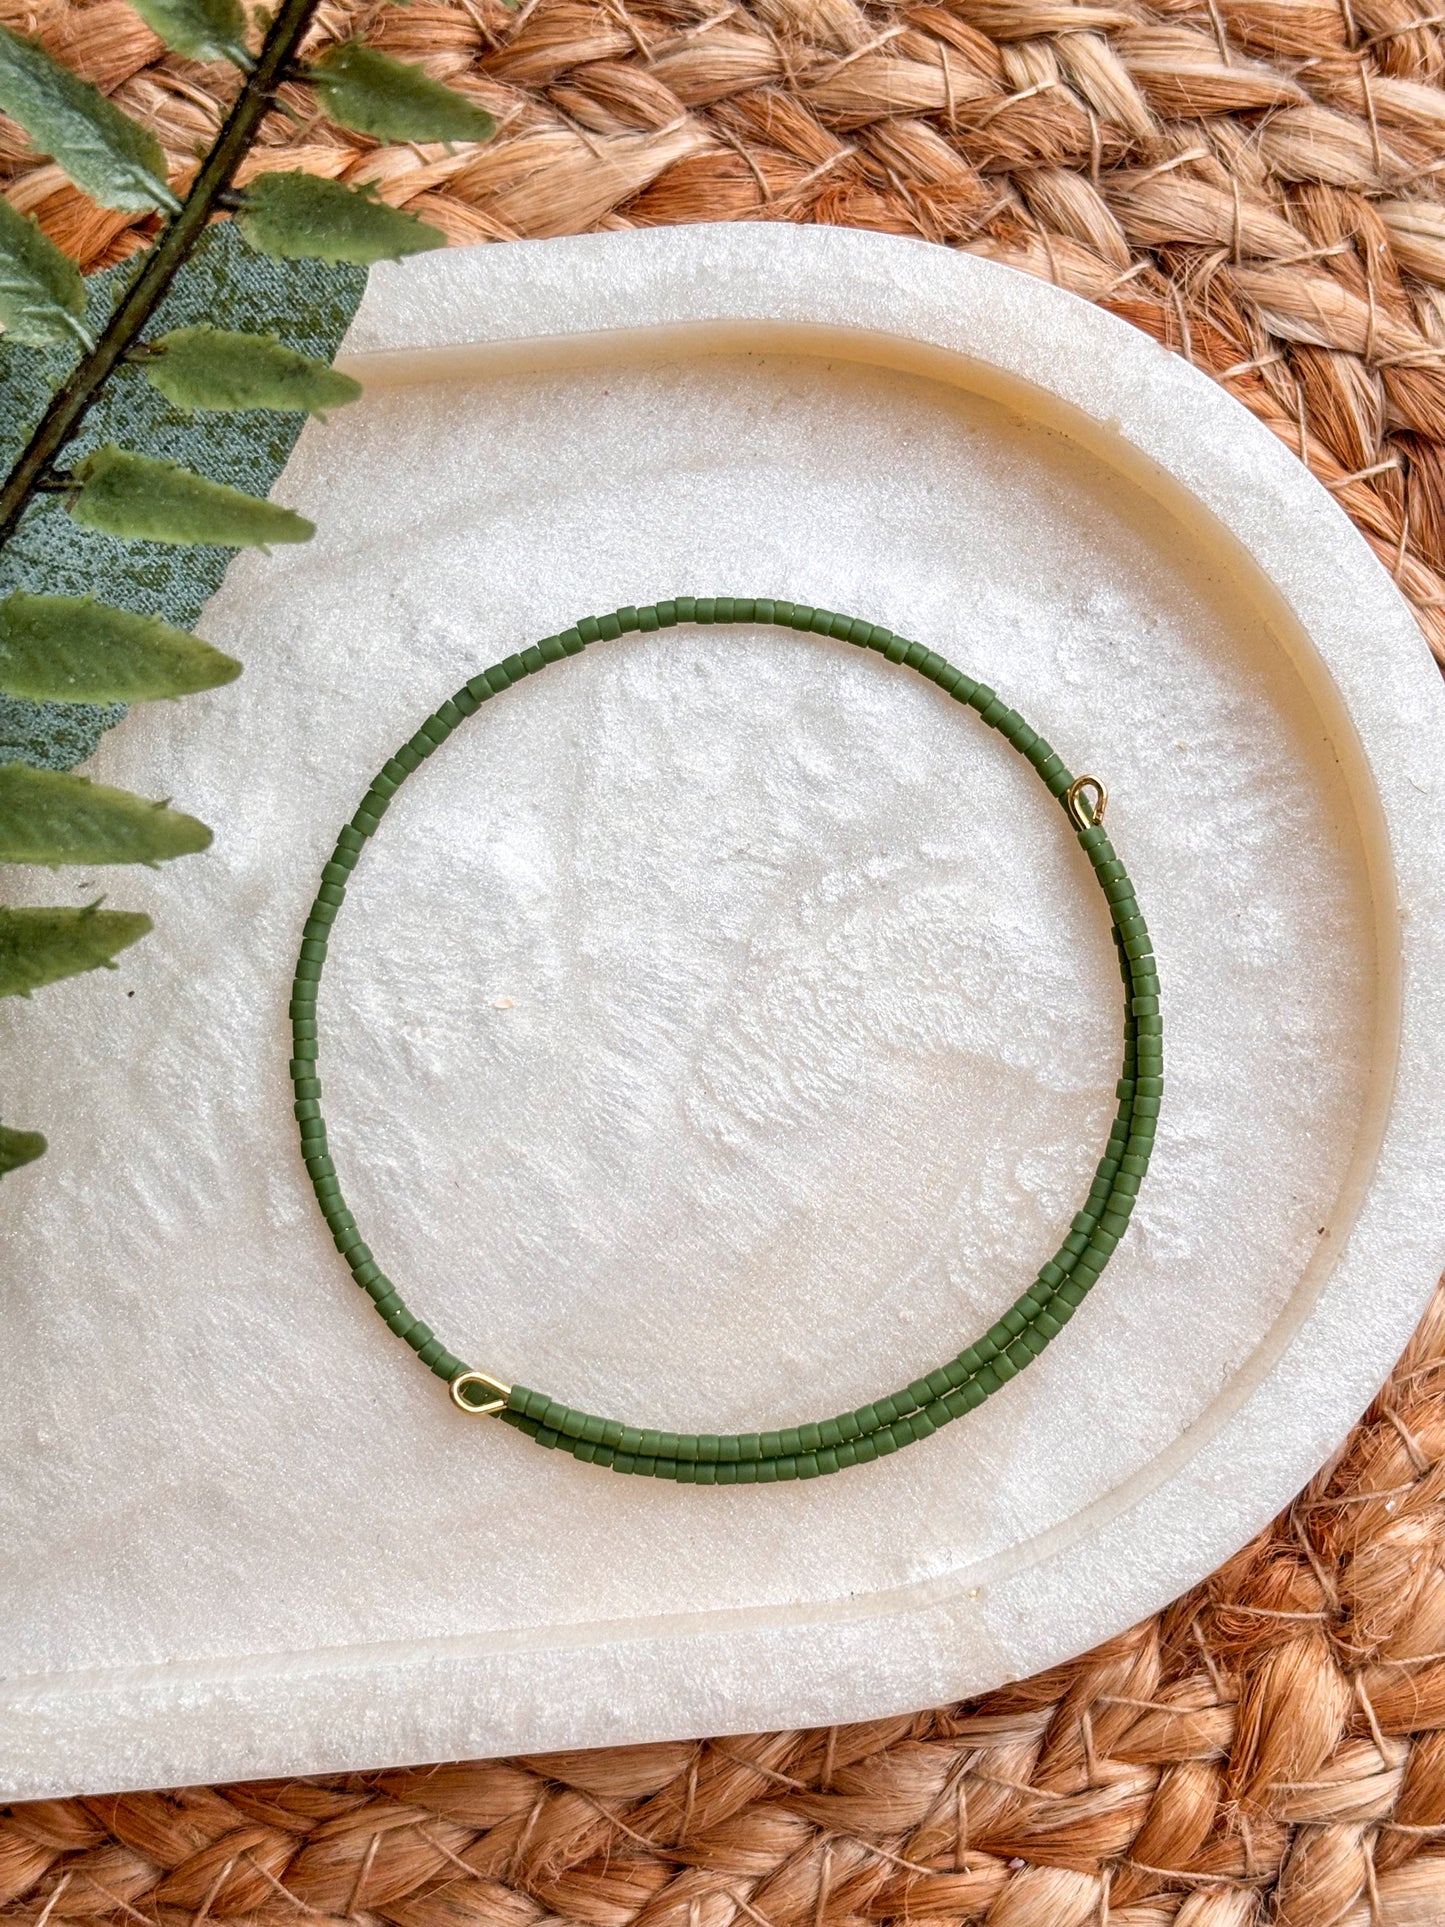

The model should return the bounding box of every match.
[5,1,1445,1920]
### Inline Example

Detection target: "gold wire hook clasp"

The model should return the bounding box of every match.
[449,1369,512,1416]
[1066,774,1108,832]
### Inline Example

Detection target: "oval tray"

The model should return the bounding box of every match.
[4,222,1445,1799]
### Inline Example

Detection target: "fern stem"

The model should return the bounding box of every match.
[0,0,325,548]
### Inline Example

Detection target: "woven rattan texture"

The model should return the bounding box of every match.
[5,0,1445,1918]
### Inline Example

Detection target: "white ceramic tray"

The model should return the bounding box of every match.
[4,224,1445,1802]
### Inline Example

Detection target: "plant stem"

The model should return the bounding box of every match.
[0,0,325,547]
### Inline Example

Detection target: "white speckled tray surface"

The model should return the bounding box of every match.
[4,223,1445,1802]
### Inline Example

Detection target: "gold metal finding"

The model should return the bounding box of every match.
[449,1369,512,1416]
[1066,774,1108,832]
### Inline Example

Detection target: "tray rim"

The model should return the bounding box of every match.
[6,219,1445,1801]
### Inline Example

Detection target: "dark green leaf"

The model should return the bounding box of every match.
[238,170,446,266]
[68,444,315,547]
[0,900,151,995]
[0,761,211,865]
[126,0,251,66]
[0,1122,46,1172]
[0,591,240,703]
[140,324,362,416]
[0,24,180,214]
[308,42,495,145]
[0,193,92,349]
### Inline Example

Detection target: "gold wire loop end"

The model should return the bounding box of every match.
[1066,774,1108,832]
[449,1369,511,1416]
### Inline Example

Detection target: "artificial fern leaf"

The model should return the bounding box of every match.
[0,25,180,214]
[238,171,446,265]
[126,0,251,67]
[0,194,92,350]
[1,223,366,775]
[140,325,362,416]
[0,901,151,996]
[0,592,240,703]
[308,42,496,144]
[67,445,315,547]
[0,762,211,865]
[0,1122,46,1173]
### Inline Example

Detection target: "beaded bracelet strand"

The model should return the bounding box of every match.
[290,597,1161,1483]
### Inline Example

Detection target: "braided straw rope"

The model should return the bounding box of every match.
[6,0,1445,1917]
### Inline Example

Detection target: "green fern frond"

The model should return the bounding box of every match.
[0,900,151,996]
[0,224,366,774]
[307,42,496,145]
[139,325,362,416]
[0,24,181,214]
[67,445,315,547]
[0,1121,46,1172]
[126,0,252,68]
[0,762,211,865]
[0,0,458,1180]
[0,592,240,703]
[238,171,447,265]
[0,195,92,350]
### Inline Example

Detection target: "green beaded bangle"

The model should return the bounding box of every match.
[290,598,1162,1482]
